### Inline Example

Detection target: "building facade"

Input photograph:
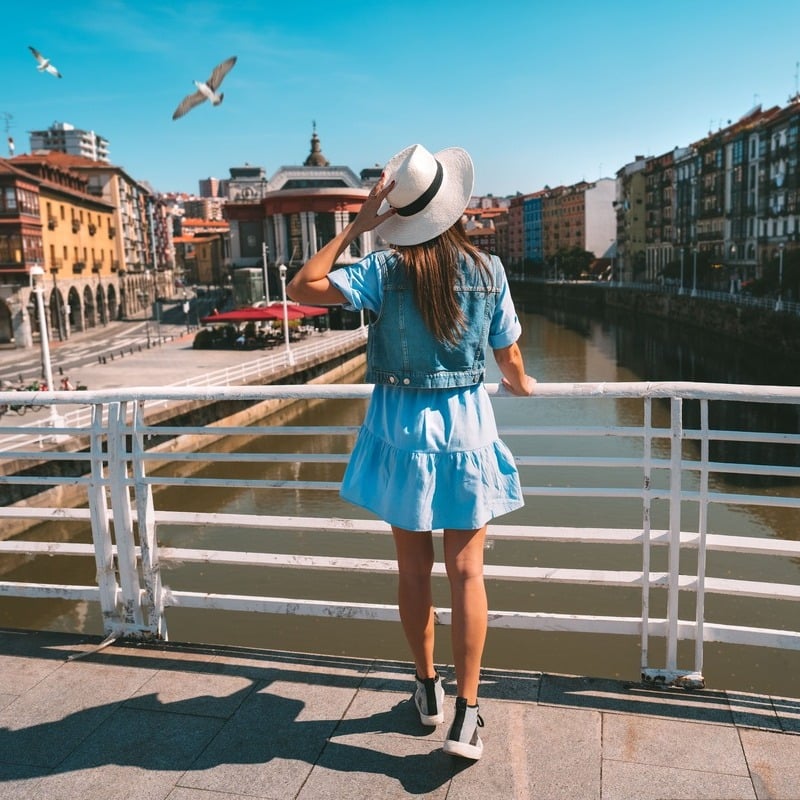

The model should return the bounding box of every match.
[0,155,118,346]
[224,130,374,301]
[29,121,110,163]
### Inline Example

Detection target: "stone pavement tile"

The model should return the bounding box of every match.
[180,678,356,798]
[739,728,800,799]
[0,763,48,800]
[447,701,601,800]
[207,645,372,687]
[0,692,16,711]
[0,656,158,768]
[338,684,447,742]
[476,665,542,702]
[299,730,455,800]
[126,665,258,719]
[167,789,252,800]
[0,654,67,695]
[771,694,800,734]
[601,760,756,800]
[603,714,749,775]
[362,661,542,707]
[0,629,94,693]
[32,706,224,800]
[361,657,432,695]
[540,673,734,724]
[726,690,783,731]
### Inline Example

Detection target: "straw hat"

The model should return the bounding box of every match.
[376,143,474,246]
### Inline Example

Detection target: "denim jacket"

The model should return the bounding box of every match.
[365,251,504,389]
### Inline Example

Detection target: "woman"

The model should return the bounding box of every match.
[287,143,536,760]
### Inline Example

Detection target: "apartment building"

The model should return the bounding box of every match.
[29,121,110,163]
[0,154,117,345]
[614,157,647,282]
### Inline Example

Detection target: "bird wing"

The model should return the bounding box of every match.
[46,64,62,78]
[28,46,45,65]
[206,56,237,91]
[172,90,207,120]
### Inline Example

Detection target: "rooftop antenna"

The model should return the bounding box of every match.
[1,112,13,156]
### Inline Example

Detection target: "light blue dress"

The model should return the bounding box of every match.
[328,254,524,531]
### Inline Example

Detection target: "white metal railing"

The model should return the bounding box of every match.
[0,327,368,452]
[1,381,800,689]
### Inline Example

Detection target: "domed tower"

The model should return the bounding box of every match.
[304,121,329,167]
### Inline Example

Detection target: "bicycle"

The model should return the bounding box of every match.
[0,401,32,417]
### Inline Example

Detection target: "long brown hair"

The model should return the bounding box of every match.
[393,219,491,345]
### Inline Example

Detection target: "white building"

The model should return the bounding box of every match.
[29,121,110,163]
[584,178,617,258]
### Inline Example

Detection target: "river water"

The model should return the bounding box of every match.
[3,303,800,697]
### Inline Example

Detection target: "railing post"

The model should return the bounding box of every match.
[666,396,683,671]
[643,394,704,689]
[640,396,653,677]
[107,400,145,632]
[87,403,122,634]
[132,399,167,638]
[694,399,710,676]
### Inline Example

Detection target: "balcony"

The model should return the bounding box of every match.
[88,224,97,236]
[71,219,80,233]
[92,262,102,273]
[111,260,121,273]
[47,217,58,230]
[72,261,85,274]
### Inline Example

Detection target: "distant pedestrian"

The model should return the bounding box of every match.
[288,143,536,760]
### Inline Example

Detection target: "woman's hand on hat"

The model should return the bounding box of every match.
[351,173,396,236]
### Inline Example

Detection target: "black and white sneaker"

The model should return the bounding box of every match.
[443,696,484,760]
[414,673,445,726]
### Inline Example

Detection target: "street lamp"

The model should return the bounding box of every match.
[182,291,191,333]
[29,265,62,432]
[776,243,785,311]
[139,274,151,348]
[679,248,685,295]
[691,248,698,297]
[278,263,295,366]
[262,242,271,305]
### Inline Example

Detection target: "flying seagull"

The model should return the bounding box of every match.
[28,46,62,78]
[172,56,237,120]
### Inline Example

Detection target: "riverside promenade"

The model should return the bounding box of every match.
[1,324,800,798]
[1,628,799,800]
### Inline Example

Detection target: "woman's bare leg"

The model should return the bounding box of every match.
[392,526,436,679]
[443,526,488,704]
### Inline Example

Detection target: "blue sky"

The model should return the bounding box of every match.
[5,1,800,197]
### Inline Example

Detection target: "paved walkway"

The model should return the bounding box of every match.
[0,320,297,392]
[0,629,798,799]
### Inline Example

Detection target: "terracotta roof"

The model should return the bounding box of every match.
[14,151,103,169]
[0,158,41,182]
[4,155,114,209]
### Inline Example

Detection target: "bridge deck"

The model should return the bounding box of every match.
[0,629,798,799]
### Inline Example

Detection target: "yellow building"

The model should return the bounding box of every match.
[10,153,119,338]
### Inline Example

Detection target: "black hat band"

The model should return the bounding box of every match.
[394,160,444,217]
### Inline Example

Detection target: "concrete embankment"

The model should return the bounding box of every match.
[510,280,800,358]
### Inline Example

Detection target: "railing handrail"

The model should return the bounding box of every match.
[1,380,800,691]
